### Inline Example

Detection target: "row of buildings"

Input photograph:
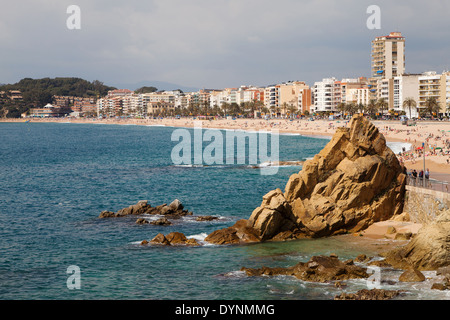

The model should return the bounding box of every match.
[23,31,450,119]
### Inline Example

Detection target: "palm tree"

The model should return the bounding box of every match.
[357,103,365,114]
[346,103,358,116]
[221,102,230,117]
[402,97,417,120]
[377,98,388,118]
[446,103,450,118]
[287,105,297,119]
[337,103,346,117]
[425,97,440,118]
[366,99,378,119]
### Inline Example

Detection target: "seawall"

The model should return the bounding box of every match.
[404,185,450,224]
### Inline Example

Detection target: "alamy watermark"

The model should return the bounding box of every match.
[66,265,81,290]
[171,122,280,176]
[66,5,81,30]
[366,5,381,30]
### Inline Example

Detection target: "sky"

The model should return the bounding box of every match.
[1,0,450,90]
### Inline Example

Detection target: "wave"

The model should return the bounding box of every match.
[250,160,304,168]
[387,142,412,154]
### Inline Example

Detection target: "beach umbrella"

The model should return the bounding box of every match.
[416,147,423,150]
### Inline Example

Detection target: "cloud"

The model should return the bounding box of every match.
[0,0,449,89]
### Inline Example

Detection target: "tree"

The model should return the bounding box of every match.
[424,97,440,118]
[366,99,378,119]
[337,103,346,116]
[402,97,417,120]
[287,105,297,119]
[377,98,388,118]
[135,86,158,94]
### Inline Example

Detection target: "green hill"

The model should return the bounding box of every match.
[0,77,116,118]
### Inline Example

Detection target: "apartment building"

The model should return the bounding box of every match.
[418,71,447,113]
[313,78,340,113]
[340,78,368,105]
[369,32,406,105]
[277,81,311,114]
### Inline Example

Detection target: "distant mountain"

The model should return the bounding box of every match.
[109,80,201,93]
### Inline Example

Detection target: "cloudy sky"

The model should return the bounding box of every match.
[1,0,450,90]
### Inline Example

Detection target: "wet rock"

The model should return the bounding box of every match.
[205,220,261,245]
[431,283,448,291]
[150,233,170,245]
[99,199,193,219]
[196,216,219,222]
[241,255,369,283]
[334,289,402,300]
[99,211,116,218]
[150,217,172,226]
[398,269,426,282]
[166,232,188,244]
[136,218,149,225]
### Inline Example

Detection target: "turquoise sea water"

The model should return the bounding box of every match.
[0,122,448,300]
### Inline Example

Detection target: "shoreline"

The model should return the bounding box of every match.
[2,117,450,175]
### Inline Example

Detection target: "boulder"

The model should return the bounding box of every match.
[99,211,116,218]
[116,200,151,217]
[205,220,261,245]
[136,218,150,225]
[385,209,450,271]
[207,115,406,243]
[150,233,170,245]
[398,269,426,282]
[145,232,201,246]
[166,232,188,244]
[150,217,172,226]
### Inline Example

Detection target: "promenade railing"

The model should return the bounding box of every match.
[406,176,450,193]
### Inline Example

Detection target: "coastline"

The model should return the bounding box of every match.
[2,117,449,175]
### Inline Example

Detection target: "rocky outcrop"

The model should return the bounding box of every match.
[206,115,406,244]
[146,232,200,246]
[99,200,193,219]
[100,200,218,225]
[334,289,402,300]
[240,255,369,283]
[205,220,261,245]
[384,209,450,271]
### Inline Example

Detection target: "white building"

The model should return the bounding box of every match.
[313,78,340,113]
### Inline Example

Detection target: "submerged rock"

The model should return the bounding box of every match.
[150,217,172,226]
[206,115,406,244]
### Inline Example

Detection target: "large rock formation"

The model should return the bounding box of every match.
[206,115,406,244]
[384,209,450,271]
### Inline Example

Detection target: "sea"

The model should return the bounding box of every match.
[0,122,447,300]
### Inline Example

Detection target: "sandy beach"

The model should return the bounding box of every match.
[3,116,449,175]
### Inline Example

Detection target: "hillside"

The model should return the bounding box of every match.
[0,77,116,118]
